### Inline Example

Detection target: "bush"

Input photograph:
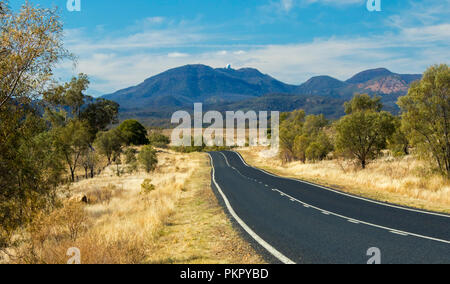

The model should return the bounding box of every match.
[140,179,155,194]
[138,146,158,173]
[148,132,170,148]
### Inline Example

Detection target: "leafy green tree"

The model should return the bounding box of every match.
[387,117,410,157]
[138,146,158,173]
[344,94,383,114]
[0,112,65,248]
[80,98,119,139]
[43,74,90,118]
[94,128,124,165]
[306,132,334,162]
[398,64,450,177]
[118,119,150,146]
[293,134,311,163]
[279,110,305,162]
[335,95,395,169]
[52,120,91,182]
[0,1,68,248]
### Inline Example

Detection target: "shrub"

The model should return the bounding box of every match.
[141,179,155,194]
[138,146,158,173]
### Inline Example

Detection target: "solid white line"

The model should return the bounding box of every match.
[208,154,296,264]
[231,151,450,218]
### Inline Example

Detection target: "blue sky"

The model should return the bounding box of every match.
[11,0,450,95]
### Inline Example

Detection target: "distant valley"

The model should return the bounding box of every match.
[102,65,421,127]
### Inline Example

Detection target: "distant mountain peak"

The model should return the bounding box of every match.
[346,68,394,84]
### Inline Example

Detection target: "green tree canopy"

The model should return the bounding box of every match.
[94,128,124,165]
[80,98,119,140]
[398,64,450,177]
[336,94,395,169]
[344,94,383,114]
[118,119,150,146]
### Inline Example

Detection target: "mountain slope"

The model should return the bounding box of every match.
[103,64,296,110]
[103,65,422,126]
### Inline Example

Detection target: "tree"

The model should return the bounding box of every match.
[279,110,305,162]
[0,1,68,111]
[138,146,158,173]
[80,98,119,139]
[43,73,90,118]
[81,148,98,179]
[53,120,91,182]
[94,128,124,165]
[335,95,395,169]
[398,64,450,177]
[305,132,333,162]
[387,117,409,157]
[118,119,149,146]
[344,94,383,114]
[0,1,68,249]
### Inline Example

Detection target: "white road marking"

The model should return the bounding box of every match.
[390,231,409,236]
[222,151,450,245]
[231,151,450,219]
[208,154,296,264]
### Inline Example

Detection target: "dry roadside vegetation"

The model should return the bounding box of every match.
[238,147,450,214]
[1,150,264,264]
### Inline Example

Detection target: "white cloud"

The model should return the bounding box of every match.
[168,52,189,58]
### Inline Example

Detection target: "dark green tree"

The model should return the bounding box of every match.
[118,119,149,146]
[335,95,395,169]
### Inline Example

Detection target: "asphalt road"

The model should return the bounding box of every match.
[208,151,450,264]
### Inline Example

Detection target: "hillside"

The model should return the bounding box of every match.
[102,65,422,126]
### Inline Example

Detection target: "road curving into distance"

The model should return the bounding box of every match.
[208,151,450,264]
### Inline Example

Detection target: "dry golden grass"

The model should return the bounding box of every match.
[4,149,263,264]
[238,147,450,214]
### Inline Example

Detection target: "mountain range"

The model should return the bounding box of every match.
[102,64,422,126]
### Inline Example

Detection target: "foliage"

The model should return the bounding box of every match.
[94,128,124,165]
[344,94,383,114]
[398,64,450,177]
[117,119,149,146]
[80,98,119,139]
[0,1,68,249]
[335,94,395,169]
[0,1,68,111]
[138,146,158,173]
[148,131,170,148]
[52,119,91,182]
[140,179,156,194]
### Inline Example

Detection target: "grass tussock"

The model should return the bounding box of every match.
[238,147,450,214]
[3,149,263,264]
